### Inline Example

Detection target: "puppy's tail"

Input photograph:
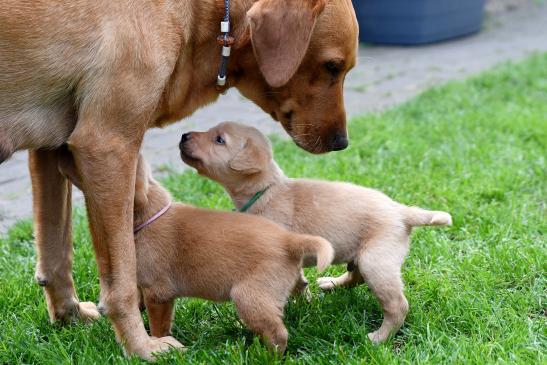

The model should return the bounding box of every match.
[287,234,334,272]
[402,206,452,227]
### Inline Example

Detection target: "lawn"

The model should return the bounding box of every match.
[1,53,545,364]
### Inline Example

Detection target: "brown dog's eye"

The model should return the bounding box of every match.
[324,61,342,78]
[215,135,225,145]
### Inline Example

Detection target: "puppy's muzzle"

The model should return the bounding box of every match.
[179,132,192,149]
[179,132,200,163]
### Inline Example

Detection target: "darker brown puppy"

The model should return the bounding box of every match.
[59,153,333,355]
[1,0,357,359]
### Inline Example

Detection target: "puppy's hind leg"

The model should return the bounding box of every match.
[358,235,409,343]
[144,295,176,338]
[292,270,312,301]
[231,285,288,355]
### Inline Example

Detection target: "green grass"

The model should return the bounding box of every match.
[1,53,546,364]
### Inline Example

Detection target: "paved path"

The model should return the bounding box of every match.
[1,1,546,233]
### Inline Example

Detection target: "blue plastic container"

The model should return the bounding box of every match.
[353,0,485,45]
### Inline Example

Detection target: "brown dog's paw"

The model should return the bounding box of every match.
[78,301,101,322]
[132,336,185,361]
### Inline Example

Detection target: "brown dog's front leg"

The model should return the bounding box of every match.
[29,149,100,323]
[68,122,182,360]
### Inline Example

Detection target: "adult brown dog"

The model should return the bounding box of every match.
[0,0,357,359]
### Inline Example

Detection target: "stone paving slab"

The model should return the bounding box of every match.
[1,1,546,233]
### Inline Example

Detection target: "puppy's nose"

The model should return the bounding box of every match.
[331,133,348,151]
[179,133,191,148]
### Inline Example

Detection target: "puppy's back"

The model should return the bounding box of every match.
[284,179,401,235]
[150,204,307,299]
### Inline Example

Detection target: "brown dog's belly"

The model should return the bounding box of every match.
[0,0,169,161]
[0,8,90,161]
[0,102,76,160]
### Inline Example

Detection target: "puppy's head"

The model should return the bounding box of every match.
[179,122,272,186]
[234,0,358,154]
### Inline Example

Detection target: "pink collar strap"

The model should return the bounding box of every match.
[134,202,172,234]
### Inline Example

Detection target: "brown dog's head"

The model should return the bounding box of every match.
[179,122,273,185]
[233,0,358,154]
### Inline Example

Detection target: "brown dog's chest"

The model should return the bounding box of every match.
[153,37,224,126]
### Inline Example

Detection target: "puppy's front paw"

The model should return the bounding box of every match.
[317,277,337,290]
[49,300,101,324]
[78,301,101,322]
[367,330,388,344]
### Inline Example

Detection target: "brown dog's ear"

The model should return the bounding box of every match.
[229,139,268,175]
[247,0,326,88]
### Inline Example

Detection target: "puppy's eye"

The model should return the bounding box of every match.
[324,61,342,78]
[215,135,225,145]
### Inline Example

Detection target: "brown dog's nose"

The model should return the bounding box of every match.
[179,133,191,149]
[330,133,348,151]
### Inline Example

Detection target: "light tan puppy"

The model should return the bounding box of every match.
[180,122,453,343]
[59,152,334,355]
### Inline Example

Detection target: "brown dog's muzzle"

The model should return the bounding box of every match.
[273,87,349,154]
[292,130,348,153]
[281,115,349,154]
[330,132,349,151]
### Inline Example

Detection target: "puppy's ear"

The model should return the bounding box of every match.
[134,155,150,209]
[247,0,326,88]
[229,139,267,175]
